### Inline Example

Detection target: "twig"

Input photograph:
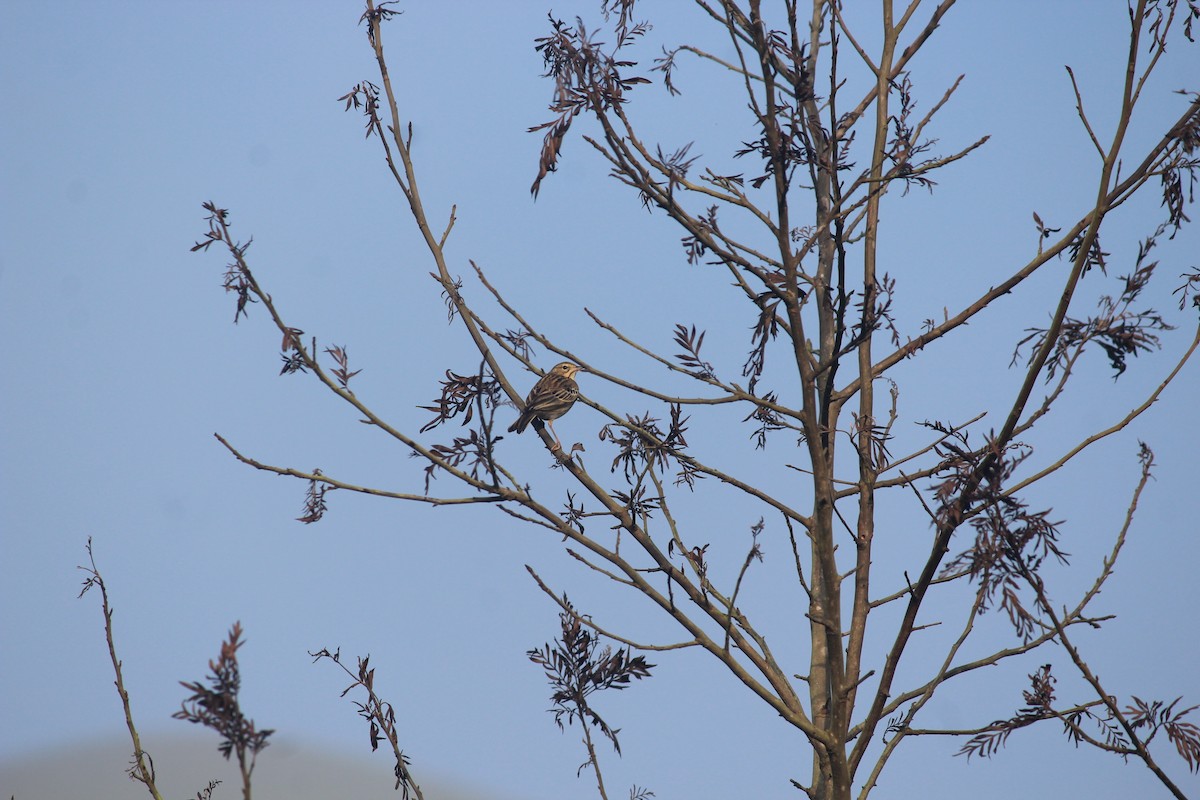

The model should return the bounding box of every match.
[78,539,164,800]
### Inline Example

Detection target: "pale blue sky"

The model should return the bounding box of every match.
[2,3,1198,799]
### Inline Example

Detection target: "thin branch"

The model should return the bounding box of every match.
[78,540,164,800]
[1066,65,1106,160]
[526,566,703,652]
[213,433,509,506]
[1004,324,1200,496]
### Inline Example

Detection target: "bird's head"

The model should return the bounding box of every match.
[551,362,585,380]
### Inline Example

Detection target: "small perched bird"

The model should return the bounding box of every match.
[508,362,585,450]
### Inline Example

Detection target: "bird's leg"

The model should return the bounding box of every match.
[546,419,564,451]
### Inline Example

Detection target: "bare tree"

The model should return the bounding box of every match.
[192,2,1200,798]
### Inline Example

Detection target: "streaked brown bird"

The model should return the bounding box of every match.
[508,362,585,450]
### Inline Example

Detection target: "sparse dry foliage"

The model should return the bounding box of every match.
[173,623,274,800]
[956,664,1061,761]
[176,1,1200,798]
[527,597,655,798]
[310,647,426,800]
